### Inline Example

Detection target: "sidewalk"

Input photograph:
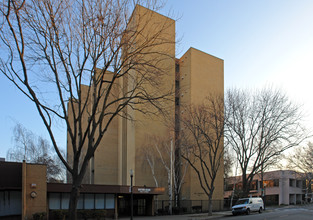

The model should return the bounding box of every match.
[119,204,313,220]
[119,210,232,220]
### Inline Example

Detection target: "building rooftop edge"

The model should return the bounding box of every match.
[134,4,175,22]
[178,47,224,61]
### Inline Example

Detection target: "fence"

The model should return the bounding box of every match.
[154,200,225,215]
[155,197,281,215]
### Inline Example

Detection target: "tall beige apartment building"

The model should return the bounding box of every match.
[67,5,224,203]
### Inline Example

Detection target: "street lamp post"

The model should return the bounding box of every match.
[130,169,134,220]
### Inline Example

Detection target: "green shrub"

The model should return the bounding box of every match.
[33,212,47,220]
[49,210,69,220]
[77,210,107,220]
[49,209,107,220]
[92,210,107,219]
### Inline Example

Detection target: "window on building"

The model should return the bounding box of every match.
[262,179,279,187]
[175,63,180,73]
[49,193,61,210]
[175,97,179,106]
[226,184,234,191]
[105,194,115,209]
[77,195,84,209]
[273,179,279,187]
[84,194,94,209]
[0,191,22,216]
[250,180,258,190]
[296,180,302,188]
[48,192,115,210]
[290,179,295,187]
[95,194,105,209]
[137,199,146,215]
[175,79,180,89]
[61,193,70,209]
[235,182,243,190]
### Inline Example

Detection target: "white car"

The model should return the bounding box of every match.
[232,197,264,215]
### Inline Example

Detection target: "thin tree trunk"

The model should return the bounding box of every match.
[68,164,85,220]
[242,171,250,197]
[208,194,213,216]
[69,185,79,220]
[168,171,172,215]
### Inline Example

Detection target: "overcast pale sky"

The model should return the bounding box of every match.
[1,0,313,158]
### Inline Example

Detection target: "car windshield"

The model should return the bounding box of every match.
[236,199,249,205]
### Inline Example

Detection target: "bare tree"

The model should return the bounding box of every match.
[286,143,313,201]
[0,0,174,218]
[181,94,224,216]
[224,87,308,197]
[224,145,234,179]
[6,123,65,182]
[286,143,313,174]
[142,134,188,214]
[141,143,159,188]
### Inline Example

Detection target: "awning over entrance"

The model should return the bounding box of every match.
[47,183,165,195]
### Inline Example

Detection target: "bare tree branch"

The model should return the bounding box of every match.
[0,1,175,218]
[225,87,309,197]
[181,94,224,216]
[6,123,66,182]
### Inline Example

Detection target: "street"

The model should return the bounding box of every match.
[120,204,313,220]
[220,205,313,220]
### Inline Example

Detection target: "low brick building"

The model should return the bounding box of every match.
[0,161,164,219]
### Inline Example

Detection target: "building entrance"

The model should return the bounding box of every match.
[118,195,151,216]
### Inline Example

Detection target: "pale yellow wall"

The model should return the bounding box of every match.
[189,48,224,104]
[123,5,176,189]
[66,5,176,188]
[178,49,192,107]
[178,48,224,201]
[94,116,119,185]
[67,84,91,184]
[66,5,224,203]
[180,47,224,106]
[67,73,120,185]
[22,163,47,219]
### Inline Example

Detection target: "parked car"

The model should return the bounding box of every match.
[232,197,264,215]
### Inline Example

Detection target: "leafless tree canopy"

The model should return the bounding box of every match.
[141,133,188,212]
[224,146,234,179]
[225,87,307,196]
[286,142,313,197]
[6,123,65,182]
[287,143,313,173]
[181,94,224,215]
[0,0,174,217]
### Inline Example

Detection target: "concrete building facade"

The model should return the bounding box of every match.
[177,48,224,202]
[66,4,224,210]
[225,170,305,205]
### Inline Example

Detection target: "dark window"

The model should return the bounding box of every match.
[137,199,146,215]
[175,80,179,89]
[250,180,258,190]
[48,192,114,210]
[175,97,179,106]
[273,179,279,187]
[225,184,233,191]
[263,179,279,187]
[175,63,180,73]
[296,180,301,188]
